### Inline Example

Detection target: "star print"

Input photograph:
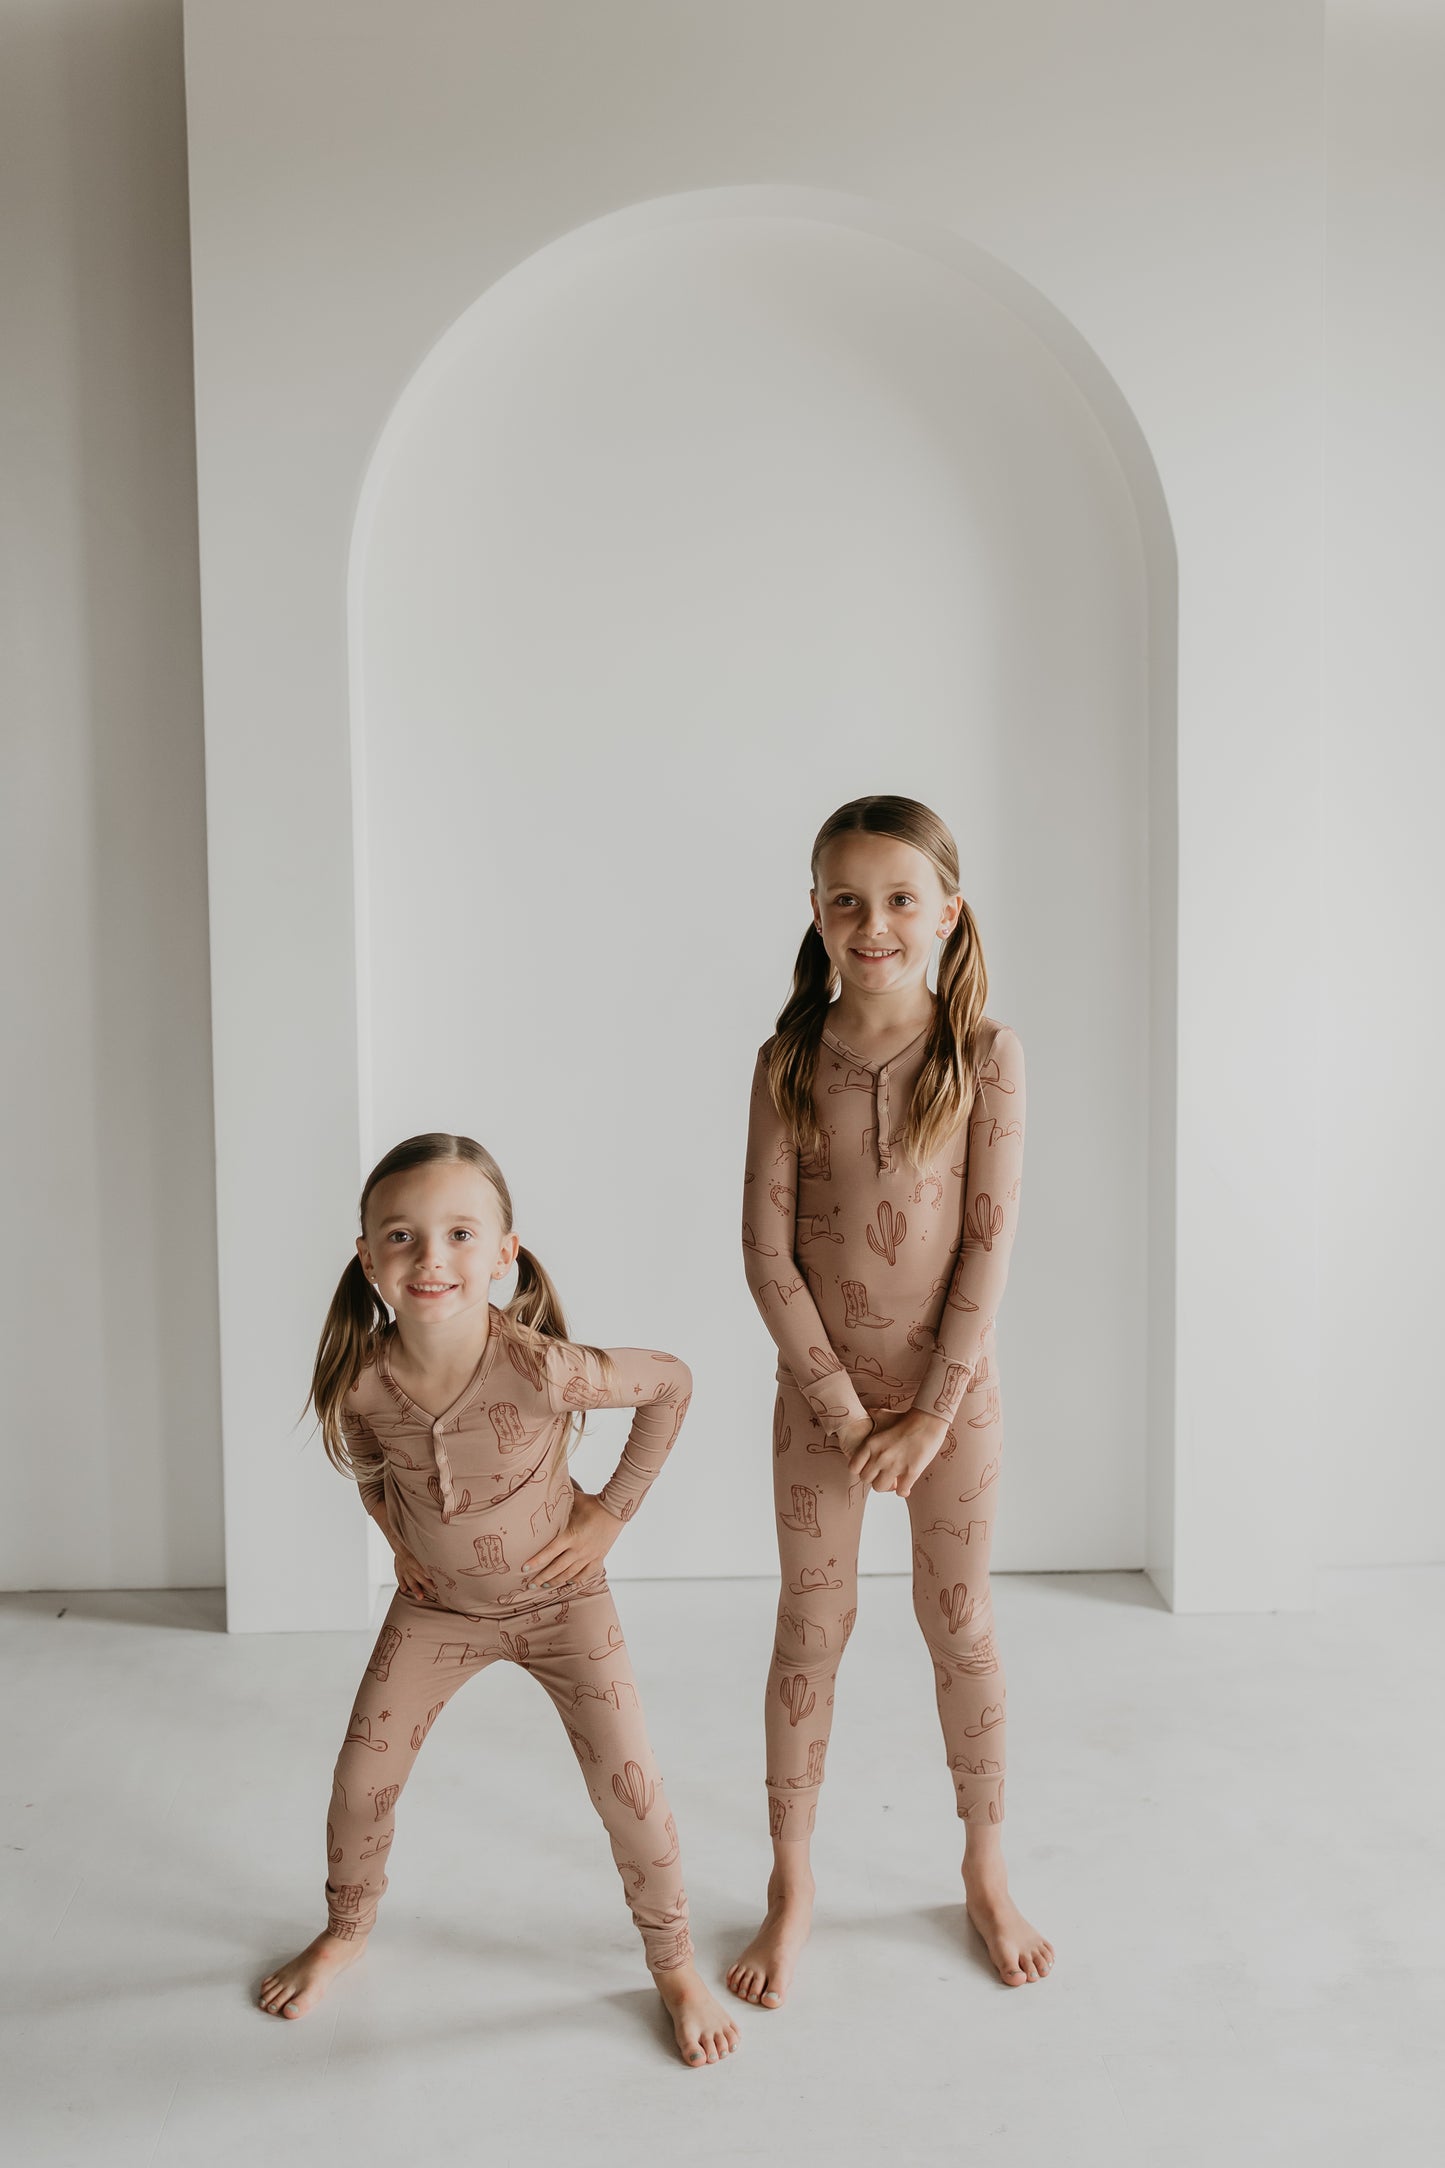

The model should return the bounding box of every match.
[378,1710,391,1721]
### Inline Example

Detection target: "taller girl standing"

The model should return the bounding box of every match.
[727,796,1054,2007]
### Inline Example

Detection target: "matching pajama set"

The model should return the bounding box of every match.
[742,1015,1026,1838]
[327,1313,694,1971]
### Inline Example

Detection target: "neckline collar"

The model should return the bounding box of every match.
[376,1305,503,1426]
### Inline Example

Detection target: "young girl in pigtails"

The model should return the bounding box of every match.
[727,796,1054,2008]
[258,1132,739,2068]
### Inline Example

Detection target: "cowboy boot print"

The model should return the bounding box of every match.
[780,1484,822,1537]
[652,1813,680,1868]
[562,1369,606,1409]
[778,1673,816,1727]
[768,1796,787,1839]
[490,1401,542,1454]
[410,1699,445,1751]
[965,1355,991,1392]
[612,1760,657,1820]
[499,1631,530,1665]
[331,1883,363,1918]
[839,1606,857,1647]
[932,1362,968,1417]
[372,1782,400,1820]
[842,1278,893,1330]
[967,1388,1001,1430]
[367,1624,401,1681]
[460,1532,507,1575]
[327,1819,341,1865]
[773,1402,793,1458]
[866,1200,907,1265]
[804,1737,826,1786]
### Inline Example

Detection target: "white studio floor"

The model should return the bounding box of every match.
[3,1565,1442,2168]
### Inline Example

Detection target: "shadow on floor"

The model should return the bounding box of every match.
[0,1587,226,1632]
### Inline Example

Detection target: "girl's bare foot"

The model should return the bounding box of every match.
[726,1862,815,2009]
[961,1846,1054,1986]
[652,1962,742,2066]
[258,1928,365,2017]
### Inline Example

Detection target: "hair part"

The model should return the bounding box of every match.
[308,1132,612,1480]
[768,794,990,1168]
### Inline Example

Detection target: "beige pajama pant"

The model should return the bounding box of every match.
[765,1373,1006,1838]
[325,1583,692,1971]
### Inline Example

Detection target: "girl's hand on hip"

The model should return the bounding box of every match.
[392,1543,437,1602]
[522,1489,622,1592]
[844,1408,951,1498]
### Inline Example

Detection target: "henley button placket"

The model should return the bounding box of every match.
[431,1420,457,1522]
[877,1063,894,1172]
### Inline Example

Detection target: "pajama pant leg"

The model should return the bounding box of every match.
[324,1590,501,1940]
[906,1363,1007,1824]
[764,1379,869,1840]
[518,1585,694,1972]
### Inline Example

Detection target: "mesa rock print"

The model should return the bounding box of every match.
[324,1313,694,1969]
[743,1014,1026,1835]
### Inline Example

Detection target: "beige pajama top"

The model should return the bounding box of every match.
[742,1013,1026,1425]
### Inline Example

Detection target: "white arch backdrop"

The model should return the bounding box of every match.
[347,190,1174,1597]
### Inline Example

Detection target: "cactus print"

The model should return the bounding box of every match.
[744,1016,1025,1838]
[321,1308,696,1969]
[323,1581,692,1969]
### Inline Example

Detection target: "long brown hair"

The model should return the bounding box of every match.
[309,1132,612,1479]
[769,795,990,1168]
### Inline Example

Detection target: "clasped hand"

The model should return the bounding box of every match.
[521,1486,624,1592]
[833,1406,951,1499]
